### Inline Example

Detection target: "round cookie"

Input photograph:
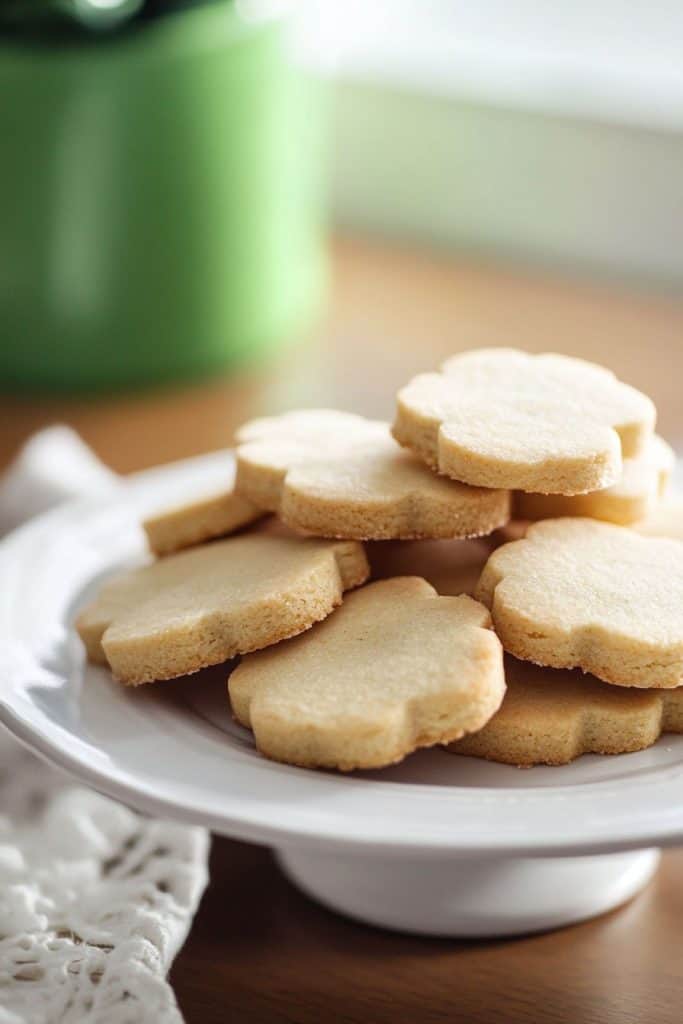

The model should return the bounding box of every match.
[475,518,683,689]
[229,577,505,771]
[144,488,263,556]
[450,657,683,766]
[234,410,510,540]
[393,348,656,494]
[76,534,369,685]
[513,434,674,526]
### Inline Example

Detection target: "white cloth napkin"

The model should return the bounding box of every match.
[0,427,209,1024]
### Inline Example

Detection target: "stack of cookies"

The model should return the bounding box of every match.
[77,349,683,771]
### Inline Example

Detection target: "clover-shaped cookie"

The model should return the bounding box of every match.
[476,518,683,688]
[229,577,505,770]
[393,348,656,494]
[234,410,510,540]
[77,534,368,685]
[144,488,263,556]
[514,435,673,526]
[450,656,683,766]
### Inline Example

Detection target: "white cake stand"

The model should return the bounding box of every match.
[1,453,680,937]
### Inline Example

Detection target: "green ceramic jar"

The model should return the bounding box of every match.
[0,3,326,391]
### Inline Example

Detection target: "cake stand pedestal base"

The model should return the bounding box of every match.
[277,846,660,937]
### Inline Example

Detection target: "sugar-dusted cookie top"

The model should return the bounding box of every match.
[144,488,263,556]
[514,434,674,526]
[450,656,683,766]
[476,518,683,688]
[367,537,494,597]
[393,348,656,494]
[234,410,510,540]
[229,577,505,771]
[76,534,368,685]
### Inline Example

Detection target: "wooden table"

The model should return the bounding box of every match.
[172,840,683,1024]
[4,236,683,1023]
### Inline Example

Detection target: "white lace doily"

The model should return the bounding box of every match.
[0,732,209,1024]
[0,428,210,1024]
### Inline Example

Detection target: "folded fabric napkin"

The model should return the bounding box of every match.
[0,427,209,1024]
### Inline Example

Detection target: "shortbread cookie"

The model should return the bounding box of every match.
[514,435,674,526]
[476,518,683,688]
[368,537,493,597]
[144,489,263,556]
[450,657,683,766]
[636,497,683,540]
[76,534,368,685]
[393,348,655,494]
[234,410,510,540]
[78,566,171,667]
[229,577,505,771]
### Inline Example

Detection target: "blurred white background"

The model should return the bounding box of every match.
[308,0,683,283]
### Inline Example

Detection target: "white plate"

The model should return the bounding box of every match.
[1,452,680,935]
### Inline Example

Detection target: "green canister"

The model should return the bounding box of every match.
[0,2,326,391]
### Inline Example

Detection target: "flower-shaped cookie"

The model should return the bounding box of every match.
[235,410,510,540]
[77,534,368,685]
[393,348,656,494]
[450,656,683,766]
[476,518,683,688]
[229,577,505,770]
[514,435,674,526]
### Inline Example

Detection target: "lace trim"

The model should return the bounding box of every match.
[0,736,208,1024]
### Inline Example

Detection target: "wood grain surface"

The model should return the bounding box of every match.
[172,839,683,1024]
[3,235,683,1023]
